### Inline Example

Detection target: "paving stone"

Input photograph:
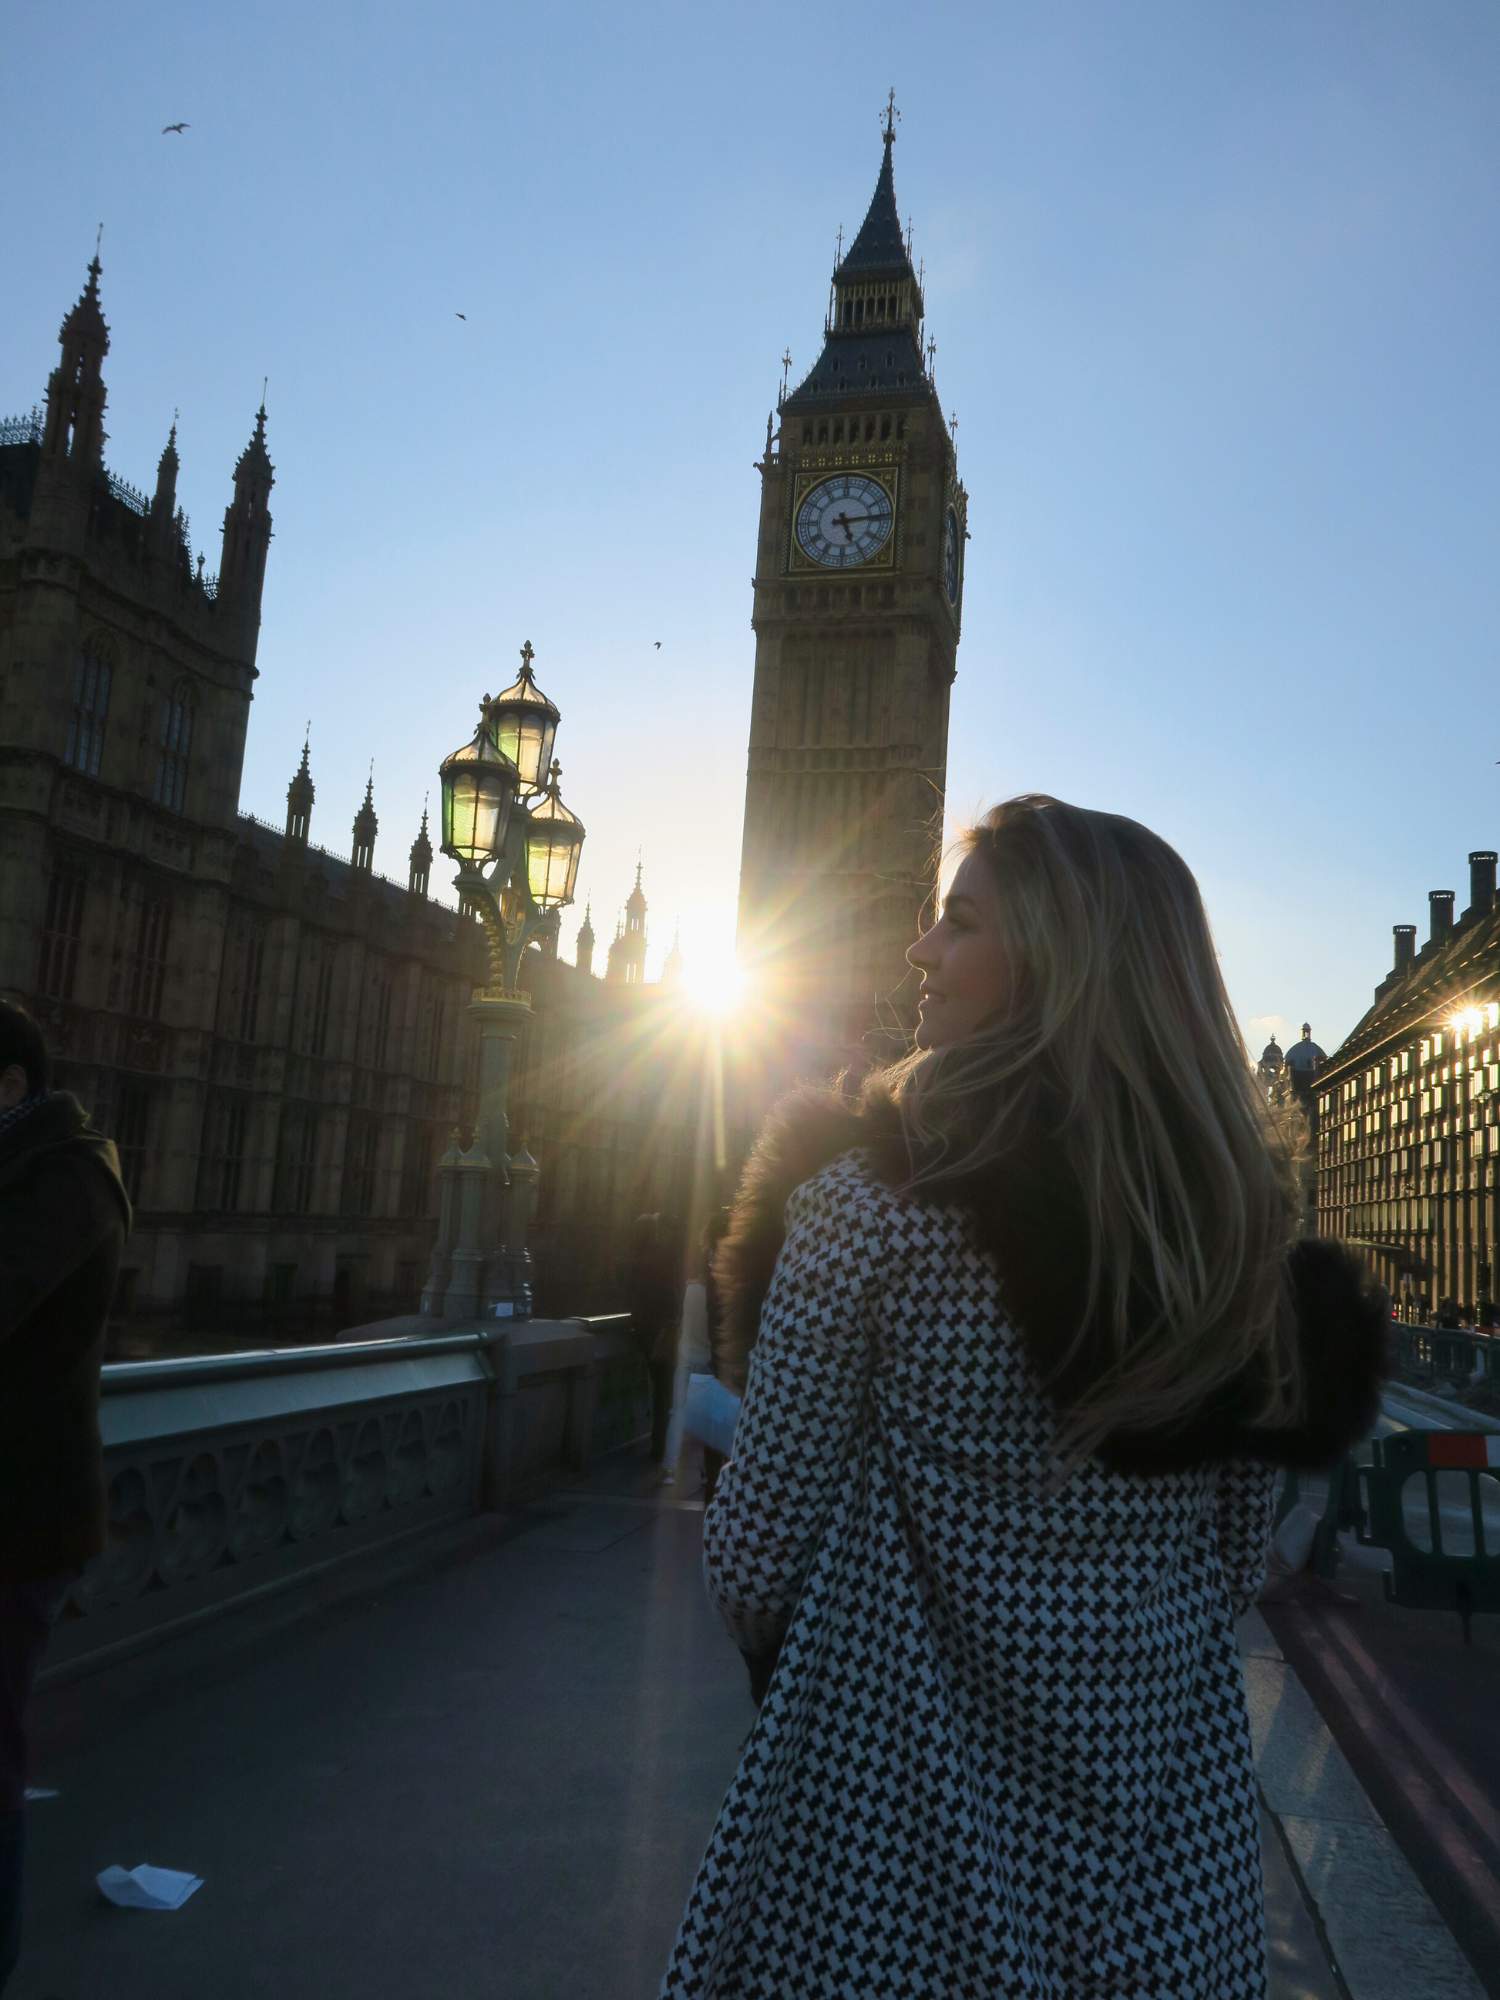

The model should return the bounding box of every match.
[1245,1654,1384,1826]
[1281,1814,1488,2000]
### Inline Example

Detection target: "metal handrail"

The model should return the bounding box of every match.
[100,1311,635,1394]
[101,1327,495,1393]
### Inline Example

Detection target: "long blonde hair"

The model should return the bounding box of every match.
[876,794,1305,1463]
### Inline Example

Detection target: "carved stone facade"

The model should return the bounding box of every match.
[0,258,743,1346]
[45,1318,650,1679]
[737,116,964,1097]
[0,257,484,1345]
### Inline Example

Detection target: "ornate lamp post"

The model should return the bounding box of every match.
[422,642,585,1321]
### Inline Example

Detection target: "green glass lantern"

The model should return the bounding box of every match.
[486,640,560,795]
[524,761,585,909]
[438,721,520,867]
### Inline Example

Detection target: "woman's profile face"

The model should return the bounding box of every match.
[906,850,1008,1049]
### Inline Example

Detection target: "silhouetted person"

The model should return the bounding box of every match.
[0,1001,130,1993]
[626,1213,679,1466]
[667,1208,733,1497]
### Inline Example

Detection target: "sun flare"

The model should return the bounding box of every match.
[683,944,747,1017]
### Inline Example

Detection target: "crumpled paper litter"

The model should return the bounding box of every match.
[97,1864,204,1911]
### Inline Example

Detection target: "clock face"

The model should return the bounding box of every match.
[943,507,961,604]
[795,473,894,569]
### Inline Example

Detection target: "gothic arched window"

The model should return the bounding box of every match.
[152,681,194,814]
[65,636,113,776]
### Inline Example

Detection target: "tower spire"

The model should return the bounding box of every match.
[41,242,111,467]
[285,726,314,845]
[408,791,433,896]
[219,394,275,655]
[575,899,596,977]
[150,410,181,544]
[352,764,378,874]
[662,920,684,987]
[783,105,928,408]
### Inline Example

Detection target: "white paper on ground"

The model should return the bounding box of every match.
[97,1864,204,1911]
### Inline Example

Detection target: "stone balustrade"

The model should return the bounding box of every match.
[44,1314,647,1683]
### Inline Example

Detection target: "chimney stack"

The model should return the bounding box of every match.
[1429,890,1455,946]
[1393,924,1417,973]
[1468,851,1497,919]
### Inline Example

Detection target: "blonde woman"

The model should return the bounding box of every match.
[660,797,1387,2000]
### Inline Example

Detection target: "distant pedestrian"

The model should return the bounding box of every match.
[0,1001,130,1994]
[665,1208,733,1498]
[625,1213,680,1467]
[660,796,1388,2000]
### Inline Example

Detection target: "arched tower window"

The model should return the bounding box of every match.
[152,681,194,814]
[65,636,113,777]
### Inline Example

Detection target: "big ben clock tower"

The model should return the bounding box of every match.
[736,97,966,1094]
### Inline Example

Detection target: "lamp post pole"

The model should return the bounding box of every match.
[421,644,584,1323]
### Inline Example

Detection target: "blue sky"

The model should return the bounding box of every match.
[5,0,1498,1055]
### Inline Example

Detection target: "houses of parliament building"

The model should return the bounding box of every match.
[0,254,704,1341]
[1,113,967,1344]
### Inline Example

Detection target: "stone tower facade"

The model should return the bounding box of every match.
[0,255,481,1343]
[737,109,965,1083]
[606,863,648,986]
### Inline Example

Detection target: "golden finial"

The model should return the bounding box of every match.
[519,639,535,675]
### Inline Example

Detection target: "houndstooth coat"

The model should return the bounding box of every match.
[660,1097,1386,2000]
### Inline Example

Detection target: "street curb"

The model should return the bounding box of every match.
[1250,1606,1494,2000]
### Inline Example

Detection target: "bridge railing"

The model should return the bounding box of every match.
[1393,1322,1499,1386]
[43,1314,648,1686]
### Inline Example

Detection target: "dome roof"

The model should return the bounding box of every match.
[1259,1037,1283,1068]
[1286,1025,1326,1069]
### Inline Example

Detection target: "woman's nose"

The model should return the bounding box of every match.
[907,926,938,971]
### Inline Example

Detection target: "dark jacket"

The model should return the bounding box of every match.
[626,1228,680,1368]
[0,1093,131,1583]
[715,1084,1390,1476]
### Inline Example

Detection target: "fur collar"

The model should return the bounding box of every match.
[716,1086,1388,1474]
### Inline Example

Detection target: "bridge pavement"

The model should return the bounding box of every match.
[9,1450,1482,2000]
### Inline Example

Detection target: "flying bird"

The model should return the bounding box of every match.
[654,640,662,649]
[455,312,467,320]
[161,122,189,134]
